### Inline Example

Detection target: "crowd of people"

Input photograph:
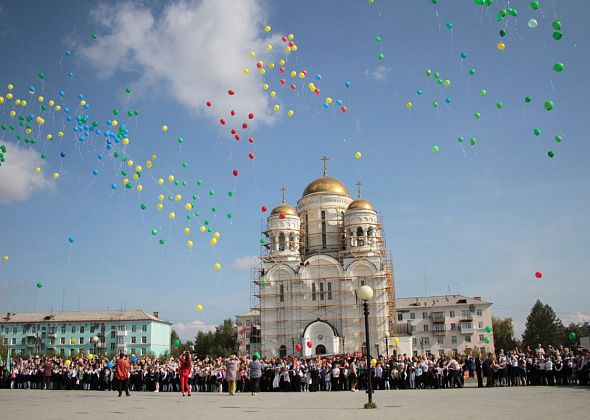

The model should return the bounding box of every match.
[1,344,589,395]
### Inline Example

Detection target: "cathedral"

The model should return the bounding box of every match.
[239,159,397,358]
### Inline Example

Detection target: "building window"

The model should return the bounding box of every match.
[397,313,403,321]
[411,326,416,333]
[79,337,85,345]
[356,226,364,246]
[465,335,472,343]
[422,312,428,319]
[71,326,76,334]
[450,323,456,330]
[132,325,137,333]
[141,348,146,355]
[70,349,75,355]
[278,232,286,251]
[111,331,116,339]
[437,337,444,345]
[451,336,457,344]
[118,337,125,344]
[312,284,317,301]
[410,313,416,320]
[461,322,473,329]
[60,337,65,345]
[49,338,55,345]
[321,211,327,249]
[111,325,116,330]
[461,309,470,317]
[279,284,285,303]
[478,322,484,329]
[110,343,116,350]
[90,325,95,333]
[80,326,85,334]
[412,337,417,346]
[11,338,16,345]
[59,349,64,356]
[130,348,136,355]
[131,337,137,344]
[141,325,147,333]
[118,325,126,331]
[438,349,445,356]
[449,310,455,318]
[319,282,324,300]
[141,337,147,344]
[327,282,332,300]
[476,309,483,317]
[423,337,430,346]
[480,347,486,353]
[479,334,484,342]
[423,325,429,332]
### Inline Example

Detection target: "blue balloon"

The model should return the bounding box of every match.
[345,81,351,88]
[445,97,452,104]
[336,99,343,106]
[64,107,70,113]
[92,169,99,176]
[66,116,72,122]
[323,102,330,109]
[131,356,137,364]
[59,90,65,97]
[60,152,66,158]
[68,236,75,244]
[316,74,322,80]
[107,361,113,369]
[416,89,423,95]
[446,22,453,30]
[29,86,36,93]
[65,50,72,56]
[460,52,467,59]
[111,183,117,190]
[78,94,84,99]
[98,153,103,160]
[68,72,74,78]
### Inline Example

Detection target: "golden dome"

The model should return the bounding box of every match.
[302,176,350,198]
[270,203,297,216]
[347,199,375,211]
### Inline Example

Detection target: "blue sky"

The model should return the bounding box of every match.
[0,0,589,340]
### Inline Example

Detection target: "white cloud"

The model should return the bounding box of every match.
[172,320,216,341]
[81,0,277,125]
[561,312,590,325]
[232,256,258,271]
[365,66,391,82]
[0,142,53,204]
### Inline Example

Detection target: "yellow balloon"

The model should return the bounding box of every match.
[290,71,296,78]
[35,167,41,174]
[285,46,291,53]
[123,138,129,145]
[157,178,164,185]
[287,110,294,117]
[54,105,61,111]
[156,203,163,211]
[268,62,275,69]
[127,160,133,167]
[273,104,280,111]
[9,110,16,117]
[264,25,271,32]
[86,354,94,360]
[266,44,273,52]
[249,51,255,57]
[168,175,174,182]
[270,90,276,97]
[497,42,506,51]
[20,100,27,107]
[263,83,269,90]
[393,337,400,344]
[53,172,60,180]
[243,68,249,75]
[292,45,298,52]
[146,161,153,168]
[298,72,305,79]
[443,79,451,87]
[65,360,71,367]
[288,34,294,40]
[196,304,203,312]
[112,120,118,127]
[70,338,77,344]
[161,125,168,132]
[325,97,333,105]
[199,226,206,233]
[132,174,139,181]
[214,263,221,270]
[183,227,191,235]
[15,99,21,105]
[57,131,64,138]
[48,100,54,107]
[168,212,176,220]
[151,154,157,161]
[37,96,44,103]
[7,84,13,90]
[0,96,4,104]
[25,128,32,134]
[123,179,130,185]
[174,194,182,201]
[6,93,13,100]
[370,358,377,366]
[2,255,8,262]
[184,203,192,211]
[279,59,285,66]
[259,68,266,75]
[158,194,165,201]
[406,101,413,109]
[47,134,53,141]
[186,240,194,248]
[355,152,362,159]
[136,185,143,192]
[213,232,220,239]
[210,238,217,246]
[80,100,86,106]
[135,165,142,172]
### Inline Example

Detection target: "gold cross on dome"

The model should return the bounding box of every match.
[280,186,287,204]
[321,156,329,176]
[355,181,362,199]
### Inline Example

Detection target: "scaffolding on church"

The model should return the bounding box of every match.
[249,207,407,357]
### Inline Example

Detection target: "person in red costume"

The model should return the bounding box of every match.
[179,351,193,396]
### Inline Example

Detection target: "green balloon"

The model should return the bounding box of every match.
[227,213,232,219]
[173,338,181,348]
[174,180,179,186]
[544,101,554,111]
[159,239,165,245]
[113,109,119,116]
[530,1,539,10]
[432,145,440,153]
[196,179,203,185]
[377,53,384,60]
[499,29,506,37]
[434,72,440,79]
[552,63,564,72]
[533,128,541,136]
[259,238,266,244]
[457,136,464,143]
[178,137,184,144]
[474,112,481,119]
[484,337,490,344]
[496,102,503,109]
[432,102,438,108]
[552,32,563,40]
[525,96,532,103]
[469,68,476,75]
[211,207,216,213]
[151,229,158,236]
[261,278,268,286]
[125,183,132,189]
[41,153,47,159]
[182,180,187,186]
[554,135,562,143]
[140,203,146,210]
[38,72,45,79]
[485,326,492,333]
[125,87,132,94]
[552,20,562,30]
[182,162,188,168]
[568,331,577,340]
[499,9,507,17]
[470,137,476,146]
[375,36,381,43]
[91,33,97,40]
[227,191,234,197]
[253,352,261,360]
[548,151,555,158]
[208,190,214,196]
[425,69,432,76]
[36,282,43,289]
[480,90,487,96]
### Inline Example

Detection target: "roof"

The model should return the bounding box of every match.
[302,175,350,198]
[347,198,375,211]
[270,203,297,216]
[236,309,260,318]
[395,295,492,310]
[0,309,171,325]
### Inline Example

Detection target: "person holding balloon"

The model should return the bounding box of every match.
[249,353,262,395]
[179,350,193,396]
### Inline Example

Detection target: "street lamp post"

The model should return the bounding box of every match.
[384,331,390,358]
[91,336,99,357]
[358,285,376,409]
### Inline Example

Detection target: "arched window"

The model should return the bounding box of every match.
[279,232,286,251]
[357,226,365,246]
[319,282,324,301]
[367,227,375,246]
[279,284,284,303]
[289,232,295,251]
[321,210,327,249]
[327,282,332,300]
[312,283,316,301]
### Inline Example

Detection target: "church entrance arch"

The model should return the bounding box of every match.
[279,345,287,357]
[302,319,340,357]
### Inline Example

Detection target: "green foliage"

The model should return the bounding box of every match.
[492,317,517,352]
[564,322,590,346]
[0,335,8,363]
[193,319,237,358]
[170,329,193,358]
[522,300,565,348]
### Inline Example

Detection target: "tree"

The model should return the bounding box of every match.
[522,299,565,348]
[193,319,237,358]
[170,329,193,358]
[492,317,517,352]
[0,335,8,364]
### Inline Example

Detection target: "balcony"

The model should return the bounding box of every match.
[116,330,127,337]
[47,332,56,338]
[460,324,474,334]
[430,313,446,324]
[25,332,37,338]
[433,327,447,336]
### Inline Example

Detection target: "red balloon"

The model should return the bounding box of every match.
[281,36,287,42]
[306,341,312,348]
[280,79,286,85]
[248,137,254,143]
[228,90,235,95]
[248,153,255,160]
[235,134,240,141]
[220,118,226,125]
[206,101,212,107]
[230,110,236,116]
[295,343,302,352]
[314,88,320,95]
[242,122,248,129]
[261,205,268,212]
[288,42,294,48]
[279,67,285,73]
[535,271,543,279]
[340,106,347,112]
[248,113,254,120]
[290,84,296,90]
[232,169,239,177]
[231,128,237,135]
[279,213,286,220]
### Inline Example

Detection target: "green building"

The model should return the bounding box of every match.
[1,309,171,357]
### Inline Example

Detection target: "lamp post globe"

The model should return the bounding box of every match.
[358,284,376,409]
[91,336,99,344]
[358,285,374,301]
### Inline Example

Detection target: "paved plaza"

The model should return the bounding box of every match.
[1,383,589,420]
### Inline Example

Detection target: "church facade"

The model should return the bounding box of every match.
[239,164,401,358]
